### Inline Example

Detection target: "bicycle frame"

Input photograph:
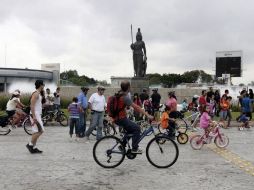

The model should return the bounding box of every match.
[198,125,223,143]
[182,111,200,129]
[122,124,156,148]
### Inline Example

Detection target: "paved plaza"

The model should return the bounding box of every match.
[0,123,253,190]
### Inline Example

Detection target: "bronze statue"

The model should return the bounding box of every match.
[130,27,147,77]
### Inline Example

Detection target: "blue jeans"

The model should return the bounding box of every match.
[79,112,86,137]
[85,112,104,140]
[69,117,79,135]
[115,117,141,150]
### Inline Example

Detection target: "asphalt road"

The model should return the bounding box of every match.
[0,123,253,190]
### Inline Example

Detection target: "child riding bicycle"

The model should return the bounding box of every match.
[200,105,216,138]
[160,105,176,140]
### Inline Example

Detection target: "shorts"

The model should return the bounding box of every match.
[6,110,16,118]
[30,112,44,134]
[220,110,227,120]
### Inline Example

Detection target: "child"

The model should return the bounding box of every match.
[68,97,82,140]
[200,105,216,138]
[181,98,188,112]
[160,105,176,140]
[238,112,250,131]
[188,96,199,124]
[208,94,215,118]
[219,94,229,128]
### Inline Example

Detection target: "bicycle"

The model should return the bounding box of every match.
[167,109,201,133]
[157,111,189,144]
[93,121,179,168]
[0,108,33,135]
[42,109,68,126]
[90,114,117,137]
[190,122,229,150]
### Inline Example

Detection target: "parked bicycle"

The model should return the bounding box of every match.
[190,122,229,150]
[42,109,68,126]
[93,121,179,168]
[0,107,33,135]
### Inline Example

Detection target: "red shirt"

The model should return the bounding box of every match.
[199,96,206,106]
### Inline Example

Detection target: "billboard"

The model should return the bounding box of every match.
[216,51,242,77]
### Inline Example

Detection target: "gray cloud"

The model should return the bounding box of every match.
[0,0,254,84]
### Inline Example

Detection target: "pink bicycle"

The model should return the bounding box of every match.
[190,122,229,150]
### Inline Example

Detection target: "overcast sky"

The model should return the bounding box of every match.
[0,0,254,84]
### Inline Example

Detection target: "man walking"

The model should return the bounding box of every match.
[85,86,106,140]
[26,80,45,154]
[77,87,89,137]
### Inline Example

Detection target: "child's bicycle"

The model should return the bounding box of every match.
[93,121,179,168]
[157,111,189,144]
[190,122,229,150]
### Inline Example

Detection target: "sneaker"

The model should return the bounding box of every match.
[26,144,34,153]
[33,148,43,154]
[74,136,79,142]
[131,148,143,154]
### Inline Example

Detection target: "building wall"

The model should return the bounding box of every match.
[61,86,204,103]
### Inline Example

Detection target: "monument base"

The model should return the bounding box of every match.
[130,77,149,95]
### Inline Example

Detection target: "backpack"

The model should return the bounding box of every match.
[107,93,123,118]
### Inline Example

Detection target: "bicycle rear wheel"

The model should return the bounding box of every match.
[93,136,126,168]
[190,135,204,150]
[146,136,179,168]
[0,124,11,135]
[23,117,33,135]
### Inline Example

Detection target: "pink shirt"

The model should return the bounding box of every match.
[200,112,210,129]
[166,98,177,111]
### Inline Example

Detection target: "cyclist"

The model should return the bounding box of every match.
[200,105,216,139]
[160,105,176,140]
[6,90,26,125]
[112,81,153,154]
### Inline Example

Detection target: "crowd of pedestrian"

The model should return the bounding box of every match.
[6,79,252,154]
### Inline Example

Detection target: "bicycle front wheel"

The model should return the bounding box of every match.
[146,136,179,168]
[190,135,204,150]
[175,118,188,133]
[104,124,116,136]
[58,114,68,126]
[93,136,126,168]
[215,135,229,148]
[23,117,33,135]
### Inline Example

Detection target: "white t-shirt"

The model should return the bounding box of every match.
[6,97,20,111]
[88,93,106,112]
[34,92,42,115]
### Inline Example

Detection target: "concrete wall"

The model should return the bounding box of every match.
[61,86,205,104]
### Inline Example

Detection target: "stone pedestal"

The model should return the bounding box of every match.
[130,77,149,95]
